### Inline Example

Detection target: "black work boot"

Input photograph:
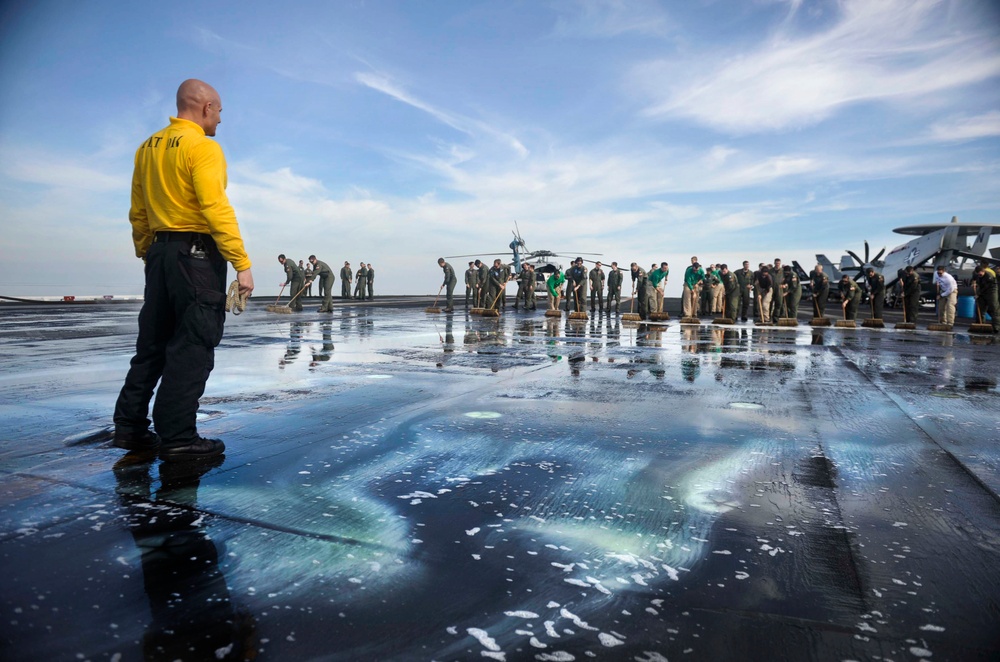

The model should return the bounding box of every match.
[113,428,161,451]
[159,437,226,462]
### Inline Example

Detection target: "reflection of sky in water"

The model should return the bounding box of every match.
[729,402,764,410]
[217,403,781,655]
[464,411,502,419]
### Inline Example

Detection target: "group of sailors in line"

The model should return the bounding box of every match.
[276,255,374,312]
[437,255,999,332]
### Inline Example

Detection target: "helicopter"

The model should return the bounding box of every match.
[444,223,603,289]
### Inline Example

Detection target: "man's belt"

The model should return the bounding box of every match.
[154,231,212,243]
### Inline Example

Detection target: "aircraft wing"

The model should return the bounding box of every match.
[952,250,1000,268]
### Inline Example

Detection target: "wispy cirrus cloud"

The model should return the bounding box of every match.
[355,71,529,157]
[634,0,1000,133]
[551,0,673,38]
[923,111,1000,143]
[0,145,122,191]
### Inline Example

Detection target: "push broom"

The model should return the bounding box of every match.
[426,285,443,313]
[621,284,641,322]
[649,284,670,321]
[481,286,504,318]
[835,298,856,328]
[680,285,700,325]
[713,290,734,325]
[470,286,485,316]
[862,294,884,329]
[275,284,308,314]
[544,289,562,318]
[928,296,951,332]
[811,287,831,326]
[754,292,767,326]
[969,299,994,334]
[568,284,588,321]
[896,299,915,330]
[777,291,798,327]
[265,283,290,313]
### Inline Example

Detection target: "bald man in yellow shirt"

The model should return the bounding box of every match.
[113,79,254,461]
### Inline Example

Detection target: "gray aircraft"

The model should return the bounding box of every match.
[816,216,1000,290]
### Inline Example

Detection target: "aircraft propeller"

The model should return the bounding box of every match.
[844,240,887,281]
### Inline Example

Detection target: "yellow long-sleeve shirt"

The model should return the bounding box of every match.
[129,117,251,271]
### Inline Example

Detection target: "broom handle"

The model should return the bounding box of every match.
[431,285,443,308]
[287,284,308,305]
[274,283,287,305]
[488,282,505,309]
[977,298,984,324]
[629,284,636,314]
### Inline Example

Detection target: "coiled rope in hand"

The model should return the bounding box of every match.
[225,280,248,315]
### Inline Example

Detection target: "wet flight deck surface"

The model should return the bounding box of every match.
[1,302,998,661]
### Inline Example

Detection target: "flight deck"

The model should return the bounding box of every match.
[1,299,998,661]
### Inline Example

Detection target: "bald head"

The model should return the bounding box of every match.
[176,79,222,136]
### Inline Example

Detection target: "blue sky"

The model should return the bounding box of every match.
[1,0,998,297]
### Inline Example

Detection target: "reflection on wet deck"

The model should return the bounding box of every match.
[1,303,998,661]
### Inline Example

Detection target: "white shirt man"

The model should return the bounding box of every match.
[933,268,958,326]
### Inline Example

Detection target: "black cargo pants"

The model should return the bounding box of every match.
[114,232,227,446]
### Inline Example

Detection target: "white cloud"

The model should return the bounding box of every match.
[230,162,393,231]
[552,0,673,38]
[0,146,122,192]
[924,111,1000,143]
[355,71,529,157]
[635,0,1000,133]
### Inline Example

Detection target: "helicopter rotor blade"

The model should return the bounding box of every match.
[443,252,510,259]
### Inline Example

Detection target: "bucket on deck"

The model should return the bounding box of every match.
[957,295,975,319]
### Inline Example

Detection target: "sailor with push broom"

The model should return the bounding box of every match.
[862,266,885,329]
[681,259,704,324]
[897,266,920,330]
[545,268,565,317]
[930,266,957,331]
[971,263,1000,334]
[754,266,773,325]
[715,264,739,325]
[482,259,506,317]
[809,264,831,326]
[776,265,800,326]
[629,262,649,321]
[436,258,458,313]
[837,275,861,327]
[278,254,305,312]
